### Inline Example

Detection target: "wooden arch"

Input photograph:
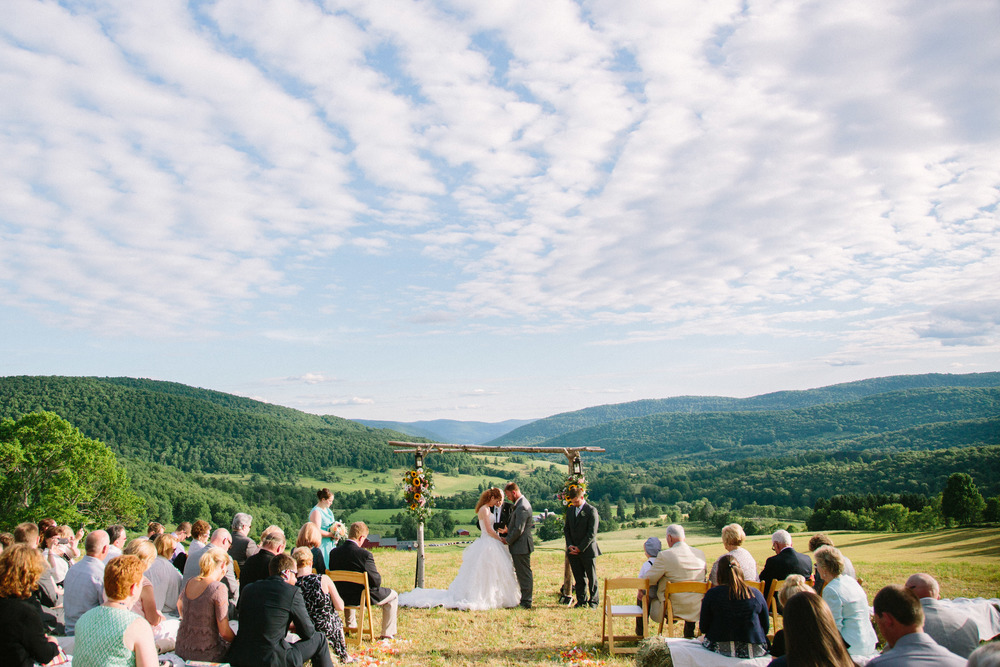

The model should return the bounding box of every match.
[390,441,606,587]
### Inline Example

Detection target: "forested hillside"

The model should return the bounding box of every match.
[487,372,1000,447]
[0,376,415,477]
[540,388,1000,462]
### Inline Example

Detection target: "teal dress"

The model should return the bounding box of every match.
[312,504,337,564]
[73,605,142,667]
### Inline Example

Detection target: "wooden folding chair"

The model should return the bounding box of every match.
[657,581,710,636]
[327,570,375,647]
[600,577,650,654]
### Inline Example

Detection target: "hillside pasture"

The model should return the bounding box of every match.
[357,527,997,666]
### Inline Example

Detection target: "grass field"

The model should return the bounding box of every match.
[342,526,999,667]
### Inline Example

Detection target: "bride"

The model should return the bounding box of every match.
[398,488,521,610]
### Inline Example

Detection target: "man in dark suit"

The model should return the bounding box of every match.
[239,528,285,591]
[493,498,513,535]
[564,486,601,608]
[760,529,813,606]
[328,521,398,639]
[225,552,333,667]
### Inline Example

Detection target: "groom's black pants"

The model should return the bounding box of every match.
[568,551,598,604]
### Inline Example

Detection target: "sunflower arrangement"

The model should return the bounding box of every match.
[402,467,435,521]
[556,473,587,507]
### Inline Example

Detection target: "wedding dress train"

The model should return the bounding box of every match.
[398,519,521,610]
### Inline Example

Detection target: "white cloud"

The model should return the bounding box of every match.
[1,0,998,420]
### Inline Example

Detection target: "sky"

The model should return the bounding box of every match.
[2,0,999,423]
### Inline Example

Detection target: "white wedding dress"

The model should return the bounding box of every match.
[398,518,521,610]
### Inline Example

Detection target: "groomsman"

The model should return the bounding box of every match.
[564,486,601,608]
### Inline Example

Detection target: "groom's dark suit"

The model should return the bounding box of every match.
[564,501,601,607]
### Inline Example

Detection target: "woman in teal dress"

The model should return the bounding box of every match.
[309,487,338,564]
[74,554,158,667]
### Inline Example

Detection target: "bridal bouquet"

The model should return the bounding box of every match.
[403,467,435,520]
[331,521,348,542]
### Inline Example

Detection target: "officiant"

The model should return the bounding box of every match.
[492,495,513,535]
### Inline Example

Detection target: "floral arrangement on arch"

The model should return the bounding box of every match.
[556,473,587,508]
[402,467,435,521]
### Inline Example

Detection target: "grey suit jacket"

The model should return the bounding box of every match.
[506,495,534,554]
[867,632,965,667]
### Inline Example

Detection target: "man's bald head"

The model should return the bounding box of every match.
[85,530,110,557]
[905,573,939,600]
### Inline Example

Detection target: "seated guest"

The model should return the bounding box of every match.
[226,552,334,667]
[146,523,164,540]
[13,522,59,621]
[968,643,1000,667]
[0,533,14,550]
[644,523,706,639]
[181,520,212,584]
[13,523,40,548]
[73,555,158,667]
[41,525,73,586]
[768,574,817,657]
[104,524,127,562]
[809,533,856,593]
[869,585,965,666]
[123,539,166,629]
[905,572,982,658]
[709,523,759,585]
[814,545,877,657]
[170,522,191,566]
[329,521,399,640]
[768,591,854,667]
[297,522,327,576]
[700,554,769,658]
[0,544,60,667]
[230,513,259,568]
[634,536,661,635]
[760,529,812,608]
[63,530,110,635]
[176,547,236,662]
[240,527,286,590]
[148,534,182,616]
[193,529,239,615]
[292,546,351,663]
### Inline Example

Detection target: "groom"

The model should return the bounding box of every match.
[501,482,534,609]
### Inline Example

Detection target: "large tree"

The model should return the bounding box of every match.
[940,472,986,526]
[0,411,144,528]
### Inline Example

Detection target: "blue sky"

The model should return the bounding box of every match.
[2,0,999,422]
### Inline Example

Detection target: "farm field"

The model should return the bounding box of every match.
[351,526,998,667]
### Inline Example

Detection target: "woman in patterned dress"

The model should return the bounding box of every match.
[291,546,352,663]
[310,487,339,564]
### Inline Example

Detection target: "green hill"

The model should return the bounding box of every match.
[486,372,1000,447]
[541,387,1000,462]
[0,375,416,477]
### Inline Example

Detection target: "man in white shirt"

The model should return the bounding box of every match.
[63,530,110,635]
[103,524,126,562]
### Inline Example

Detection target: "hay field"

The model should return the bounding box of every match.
[352,526,998,666]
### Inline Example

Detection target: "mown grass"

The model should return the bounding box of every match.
[344,526,998,666]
